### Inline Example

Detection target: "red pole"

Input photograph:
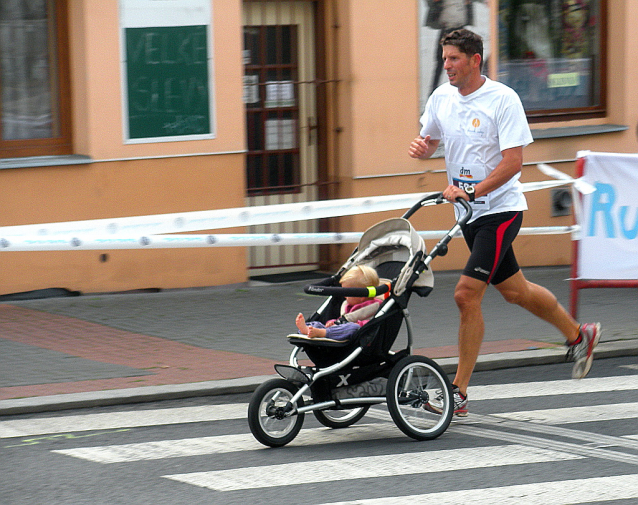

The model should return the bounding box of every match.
[569,157,586,319]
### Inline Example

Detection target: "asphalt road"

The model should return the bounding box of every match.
[2,356,637,505]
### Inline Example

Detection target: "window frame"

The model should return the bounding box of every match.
[244,23,302,196]
[0,0,72,159]
[497,0,607,124]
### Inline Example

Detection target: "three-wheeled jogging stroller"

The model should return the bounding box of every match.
[247,193,472,447]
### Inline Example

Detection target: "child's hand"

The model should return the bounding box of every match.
[325,320,335,327]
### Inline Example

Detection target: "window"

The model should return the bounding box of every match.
[244,24,300,195]
[0,0,71,158]
[498,0,605,122]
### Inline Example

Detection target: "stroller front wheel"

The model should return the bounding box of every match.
[248,378,305,447]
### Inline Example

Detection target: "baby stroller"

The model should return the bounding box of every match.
[248,193,472,446]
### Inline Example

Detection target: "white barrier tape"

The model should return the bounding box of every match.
[536,163,596,194]
[522,179,570,192]
[0,192,434,238]
[536,163,594,241]
[0,226,578,252]
[0,233,361,251]
[0,179,574,239]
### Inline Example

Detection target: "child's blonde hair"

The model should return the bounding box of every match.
[340,265,379,288]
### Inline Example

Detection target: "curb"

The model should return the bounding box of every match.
[1,340,636,416]
[0,375,277,417]
[438,338,638,374]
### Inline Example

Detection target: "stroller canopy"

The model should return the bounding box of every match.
[340,217,433,296]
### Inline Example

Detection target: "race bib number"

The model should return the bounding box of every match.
[449,162,490,209]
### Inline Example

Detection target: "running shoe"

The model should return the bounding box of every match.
[566,323,602,379]
[426,385,468,417]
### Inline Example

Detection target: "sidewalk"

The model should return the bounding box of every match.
[1,266,637,415]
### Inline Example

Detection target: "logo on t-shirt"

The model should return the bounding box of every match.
[458,167,472,178]
[467,117,485,137]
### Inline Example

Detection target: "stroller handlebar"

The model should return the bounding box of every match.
[402,192,473,225]
[454,196,473,226]
[304,282,391,298]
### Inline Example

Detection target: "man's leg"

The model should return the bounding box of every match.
[451,212,519,398]
[493,270,579,342]
[452,274,489,396]
[494,269,601,379]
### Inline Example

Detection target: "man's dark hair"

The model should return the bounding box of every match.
[440,29,484,70]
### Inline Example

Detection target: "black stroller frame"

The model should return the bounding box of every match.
[248,193,472,446]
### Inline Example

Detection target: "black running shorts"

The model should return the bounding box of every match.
[461,211,523,285]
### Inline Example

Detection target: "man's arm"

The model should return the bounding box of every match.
[409,135,440,160]
[473,146,523,199]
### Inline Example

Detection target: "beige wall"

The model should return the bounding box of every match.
[346,0,423,179]
[0,0,247,295]
[1,0,637,295]
[70,0,245,158]
[608,1,638,136]
[0,153,247,294]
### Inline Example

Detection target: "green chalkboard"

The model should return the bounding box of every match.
[125,25,211,140]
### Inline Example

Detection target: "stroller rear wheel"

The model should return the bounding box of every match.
[248,378,305,447]
[386,355,453,440]
[313,406,370,429]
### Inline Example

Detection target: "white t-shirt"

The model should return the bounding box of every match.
[419,77,533,222]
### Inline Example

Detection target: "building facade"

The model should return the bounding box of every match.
[0,0,636,295]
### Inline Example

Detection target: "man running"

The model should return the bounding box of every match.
[409,28,601,416]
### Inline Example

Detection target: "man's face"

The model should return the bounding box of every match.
[442,45,478,93]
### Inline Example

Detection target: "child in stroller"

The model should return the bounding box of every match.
[294,265,384,341]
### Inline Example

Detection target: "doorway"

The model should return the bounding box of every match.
[243,0,324,275]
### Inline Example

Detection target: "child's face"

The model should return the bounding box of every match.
[341,278,369,306]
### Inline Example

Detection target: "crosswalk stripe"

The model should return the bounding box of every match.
[492,402,638,424]
[468,374,638,401]
[53,433,260,463]
[470,413,638,451]
[52,422,402,463]
[316,474,638,505]
[162,444,582,492]
[0,404,248,439]
[48,409,638,464]
[2,374,636,439]
[454,425,638,466]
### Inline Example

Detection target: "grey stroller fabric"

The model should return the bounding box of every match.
[338,217,433,296]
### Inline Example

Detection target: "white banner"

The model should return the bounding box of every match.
[577,151,638,280]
